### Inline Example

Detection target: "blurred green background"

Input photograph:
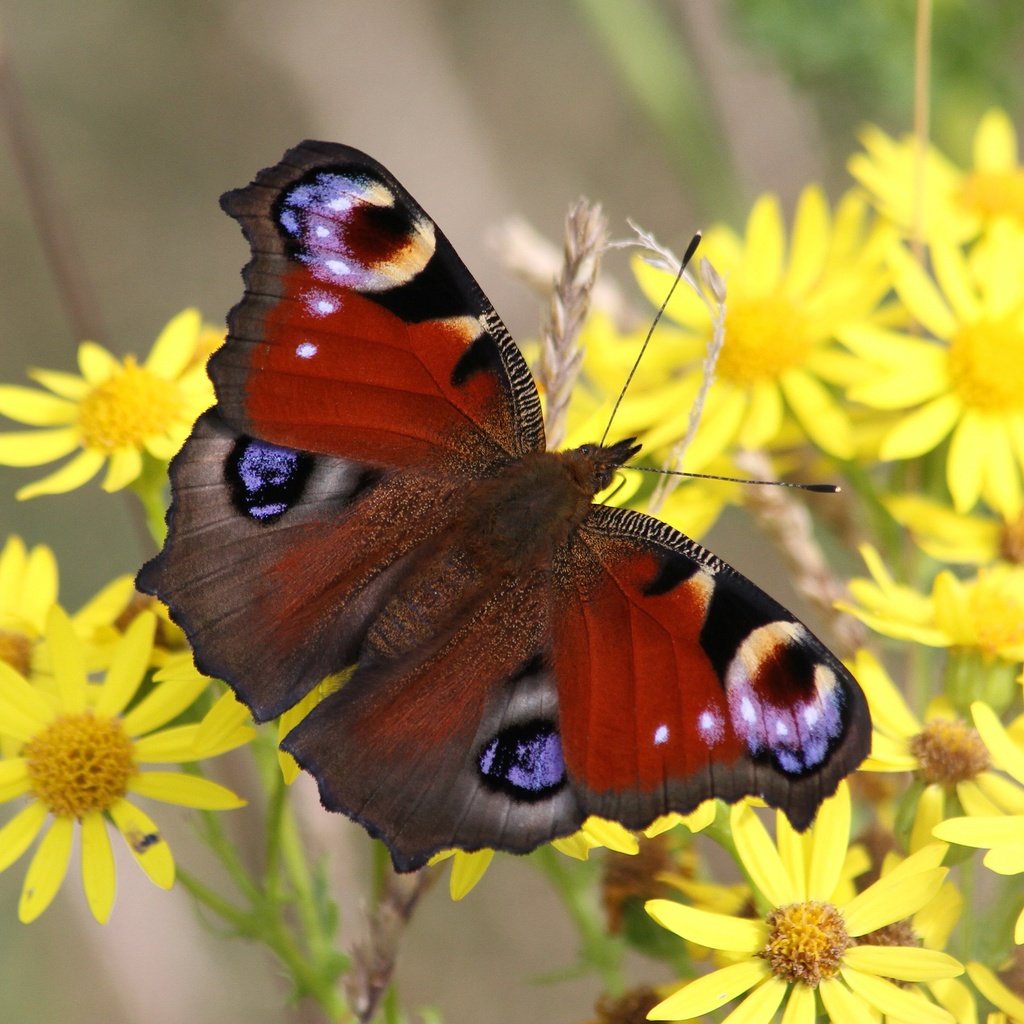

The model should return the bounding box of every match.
[1,2,1022,1022]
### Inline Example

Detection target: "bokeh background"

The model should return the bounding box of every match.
[1,2,1023,1022]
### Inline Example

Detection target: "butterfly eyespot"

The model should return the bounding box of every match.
[226,437,313,523]
[275,169,433,292]
[725,622,845,776]
[477,720,565,799]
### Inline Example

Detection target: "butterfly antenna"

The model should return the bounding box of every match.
[637,465,840,494]
[598,232,702,448]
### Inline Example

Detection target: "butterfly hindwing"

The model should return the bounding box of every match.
[281,563,585,871]
[553,505,869,829]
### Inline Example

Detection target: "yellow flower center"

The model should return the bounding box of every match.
[0,628,32,677]
[947,318,1024,413]
[761,901,850,987]
[24,712,136,817]
[956,170,1024,226]
[717,296,813,384]
[77,357,183,452]
[967,568,1024,657]
[909,718,990,785]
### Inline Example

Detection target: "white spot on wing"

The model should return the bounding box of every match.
[295,342,317,359]
[697,708,723,744]
[653,724,669,746]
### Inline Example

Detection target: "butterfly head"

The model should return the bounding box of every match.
[564,437,642,496]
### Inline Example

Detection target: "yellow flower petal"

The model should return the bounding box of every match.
[46,606,87,714]
[0,758,30,802]
[132,724,206,762]
[852,650,921,740]
[101,447,143,492]
[818,977,876,1024]
[17,449,106,499]
[77,341,119,384]
[0,801,48,872]
[979,419,1023,518]
[784,185,829,296]
[931,239,980,325]
[27,368,89,400]
[731,801,798,906]
[192,689,256,758]
[974,769,1024,815]
[580,817,639,855]
[722,975,787,1024]
[742,195,784,295]
[981,843,1024,875]
[0,660,57,735]
[648,959,770,1021]
[121,668,212,738]
[80,811,116,923]
[127,771,246,809]
[842,945,963,982]
[879,395,961,460]
[841,965,954,1023]
[842,854,947,936]
[774,813,807,900]
[19,815,74,922]
[910,783,947,853]
[973,700,1024,784]
[737,380,783,449]
[779,367,854,457]
[448,849,493,900]
[145,308,200,380]
[93,613,156,719]
[933,814,1021,848]
[947,413,987,512]
[779,982,816,1024]
[888,243,956,339]
[0,427,79,466]
[967,960,1024,1020]
[974,109,1018,171]
[20,544,59,631]
[109,798,174,888]
[0,386,76,426]
[645,899,766,953]
[807,783,850,900]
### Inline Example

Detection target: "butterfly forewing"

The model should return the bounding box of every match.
[213,141,544,470]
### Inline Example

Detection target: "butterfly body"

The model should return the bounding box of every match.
[138,142,869,871]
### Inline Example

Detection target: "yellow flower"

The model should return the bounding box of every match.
[854,651,1022,852]
[843,222,1024,517]
[0,308,215,499]
[0,607,254,923]
[849,108,1024,243]
[840,546,1024,666]
[645,784,963,1023]
[933,703,1024,944]
[632,186,891,462]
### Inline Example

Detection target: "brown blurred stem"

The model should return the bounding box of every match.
[344,864,436,1024]
[0,33,104,343]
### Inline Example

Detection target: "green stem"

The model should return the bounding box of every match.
[531,846,626,994]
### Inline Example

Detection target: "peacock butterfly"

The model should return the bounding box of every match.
[137,142,870,872]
